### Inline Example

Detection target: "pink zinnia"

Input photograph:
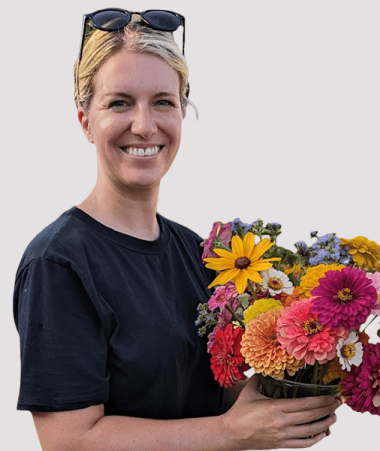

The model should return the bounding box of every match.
[277,298,345,365]
[201,222,232,263]
[340,343,380,416]
[311,266,377,330]
[366,272,380,315]
[208,282,239,311]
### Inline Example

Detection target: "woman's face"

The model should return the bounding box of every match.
[79,50,184,194]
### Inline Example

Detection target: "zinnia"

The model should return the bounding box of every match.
[201,221,232,262]
[261,268,293,296]
[210,323,249,387]
[208,282,238,311]
[243,298,284,325]
[241,310,304,380]
[366,272,380,315]
[276,298,345,365]
[340,236,380,270]
[299,263,344,298]
[205,234,280,294]
[340,343,380,415]
[311,266,377,330]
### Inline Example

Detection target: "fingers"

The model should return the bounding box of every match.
[286,397,341,426]
[291,413,337,440]
[280,395,338,414]
[282,431,327,449]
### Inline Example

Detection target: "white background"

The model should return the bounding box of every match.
[2,0,379,449]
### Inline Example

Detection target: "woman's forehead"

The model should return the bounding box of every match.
[93,51,180,97]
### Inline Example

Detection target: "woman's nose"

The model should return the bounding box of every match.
[130,104,158,138]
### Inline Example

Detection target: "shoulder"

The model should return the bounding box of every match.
[16,208,90,277]
[160,214,204,248]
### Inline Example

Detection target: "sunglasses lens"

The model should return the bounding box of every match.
[142,11,182,31]
[92,10,130,30]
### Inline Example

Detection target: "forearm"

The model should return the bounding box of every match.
[83,414,236,451]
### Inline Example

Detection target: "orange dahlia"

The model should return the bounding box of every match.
[241,310,304,380]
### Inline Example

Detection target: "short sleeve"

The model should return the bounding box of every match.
[13,258,109,411]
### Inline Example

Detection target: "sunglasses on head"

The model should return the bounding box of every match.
[76,8,188,105]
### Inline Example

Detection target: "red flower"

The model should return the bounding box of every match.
[340,343,380,415]
[210,323,249,387]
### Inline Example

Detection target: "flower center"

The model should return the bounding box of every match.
[342,343,357,359]
[235,257,251,269]
[268,332,278,342]
[268,277,283,290]
[337,288,353,302]
[303,318,323,336]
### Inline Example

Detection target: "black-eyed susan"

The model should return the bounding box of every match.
[204,233,281,294]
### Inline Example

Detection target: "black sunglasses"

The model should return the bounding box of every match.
[76,9,188,105]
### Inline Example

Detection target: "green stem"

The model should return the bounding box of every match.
[312,361,320,385]
[247,280,257,300]
[225,305,245,330]
[362,315,378,333]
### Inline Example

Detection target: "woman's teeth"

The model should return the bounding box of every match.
[123,146,161,156]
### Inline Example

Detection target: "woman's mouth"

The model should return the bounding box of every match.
[121,146,163,156]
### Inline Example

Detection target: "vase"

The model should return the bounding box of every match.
[257,373,339,399]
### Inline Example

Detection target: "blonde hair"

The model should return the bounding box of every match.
[74,17,189,112]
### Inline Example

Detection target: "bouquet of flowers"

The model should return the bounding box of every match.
[196,219,380,415]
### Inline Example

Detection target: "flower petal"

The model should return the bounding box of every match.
[235,270,248,294]
[231,235,244,258]
[208,268,240,289]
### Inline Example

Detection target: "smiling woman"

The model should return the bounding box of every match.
[12,8,342,451]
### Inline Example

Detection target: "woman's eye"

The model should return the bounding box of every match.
[156,99,175,107]
[110,100,131,109]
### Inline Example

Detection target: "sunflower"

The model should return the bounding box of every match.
[204,233,280,294]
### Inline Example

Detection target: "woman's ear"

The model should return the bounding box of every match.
[77,108,94,144]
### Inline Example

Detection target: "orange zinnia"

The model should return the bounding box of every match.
[241,310,304,380]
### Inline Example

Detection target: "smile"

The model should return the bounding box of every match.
[121,146,162,156]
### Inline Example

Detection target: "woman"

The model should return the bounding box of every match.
[13,9,340,450]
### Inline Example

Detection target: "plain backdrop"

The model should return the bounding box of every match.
[2,1,379,449]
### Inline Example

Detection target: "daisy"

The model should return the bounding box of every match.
[204,234,280,294]
[261,268,293,296]
[336,331,363,371]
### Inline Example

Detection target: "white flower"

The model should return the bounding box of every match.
[336,331,363,371]
[261,268,293,296]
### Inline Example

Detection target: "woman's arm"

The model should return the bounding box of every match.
[32,375,340,451]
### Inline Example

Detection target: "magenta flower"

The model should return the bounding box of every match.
[201,222,232,263]
[208,282,239,311]
[276,298,345,365]
[310,266,377,330]
[366,272,380,315]
[341,343,380,416]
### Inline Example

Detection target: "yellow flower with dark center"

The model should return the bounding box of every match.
[204,233,280,294]
[341,236,380,270]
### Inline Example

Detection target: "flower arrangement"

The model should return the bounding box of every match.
[196,219,380,415]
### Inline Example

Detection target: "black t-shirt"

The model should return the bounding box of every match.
[13,207,224,418]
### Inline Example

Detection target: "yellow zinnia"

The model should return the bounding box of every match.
[243,298,284,325]
[341,236,380,270]
[204,233,280,294]
[299,263,345,298]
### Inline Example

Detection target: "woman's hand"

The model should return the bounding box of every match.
[221,374,341,450]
